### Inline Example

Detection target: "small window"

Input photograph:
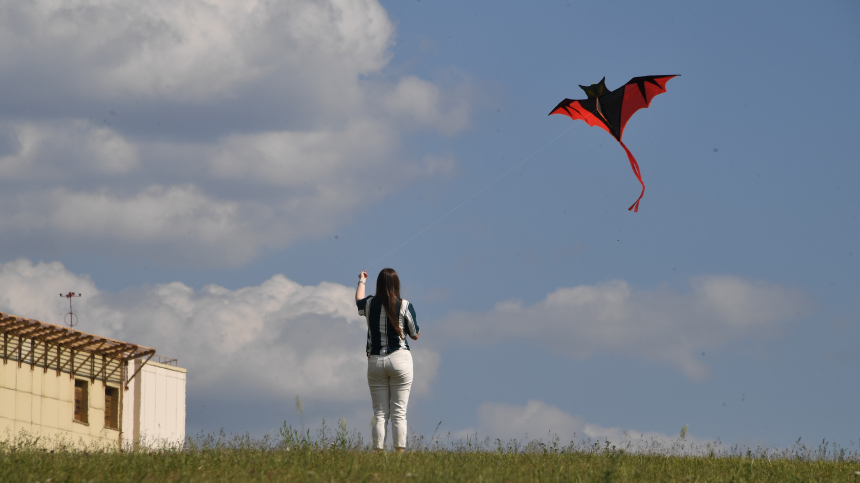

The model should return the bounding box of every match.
[74,380,88,424]
[104,387,119,429]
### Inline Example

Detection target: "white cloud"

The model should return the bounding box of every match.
[0,118,454,265]
[0,259,99,325]
[0,0,473,266]
[209,118,398,186]
[0,0,393,102]
[0,121,138,181]
[0,184,260,266]
[380,76,472,135]
[0,258,440,402]
[438,276,810,380]
[456,400,710,453]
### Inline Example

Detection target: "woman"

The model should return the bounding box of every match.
[355,268,419,452]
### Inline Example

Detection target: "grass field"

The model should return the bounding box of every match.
[2,423,858,482]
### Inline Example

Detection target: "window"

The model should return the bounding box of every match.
[74,379,88,424]
[104,387,119,429]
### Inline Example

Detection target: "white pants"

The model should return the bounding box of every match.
[367,349,413,449]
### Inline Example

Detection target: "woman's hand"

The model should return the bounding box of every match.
[355,270,368,301]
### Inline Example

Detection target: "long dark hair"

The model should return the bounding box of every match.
[375,268,403,340]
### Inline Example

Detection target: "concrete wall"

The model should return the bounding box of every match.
[122,359,186,448]
[0,360,121,449]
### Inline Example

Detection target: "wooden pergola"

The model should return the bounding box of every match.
[0,312,156,389]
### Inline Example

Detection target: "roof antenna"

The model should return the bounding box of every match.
[60,292,81,331]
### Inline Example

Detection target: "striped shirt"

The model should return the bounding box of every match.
[356,296,419,356]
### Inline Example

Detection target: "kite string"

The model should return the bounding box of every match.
[364,124,575,271]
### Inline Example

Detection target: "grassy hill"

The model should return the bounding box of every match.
[2,424,858,482]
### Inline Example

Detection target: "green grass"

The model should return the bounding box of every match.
[1,424,858,482]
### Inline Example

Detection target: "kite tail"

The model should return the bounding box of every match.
[619,140,645,212]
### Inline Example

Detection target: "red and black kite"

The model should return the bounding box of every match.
[549,75,678,212]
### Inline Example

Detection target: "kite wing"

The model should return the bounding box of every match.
[548,98,614,138]
[549,75,678,212]
[616,75,677,139]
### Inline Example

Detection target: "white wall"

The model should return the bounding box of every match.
[122,359,186,448]
[0,360,122,449]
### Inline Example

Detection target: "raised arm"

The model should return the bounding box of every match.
[355,270,368,302]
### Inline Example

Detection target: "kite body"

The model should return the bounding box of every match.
[549,75,677,212]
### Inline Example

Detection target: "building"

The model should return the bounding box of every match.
[0,311,186,449]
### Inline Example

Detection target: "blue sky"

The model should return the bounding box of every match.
[0,0,857,450]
